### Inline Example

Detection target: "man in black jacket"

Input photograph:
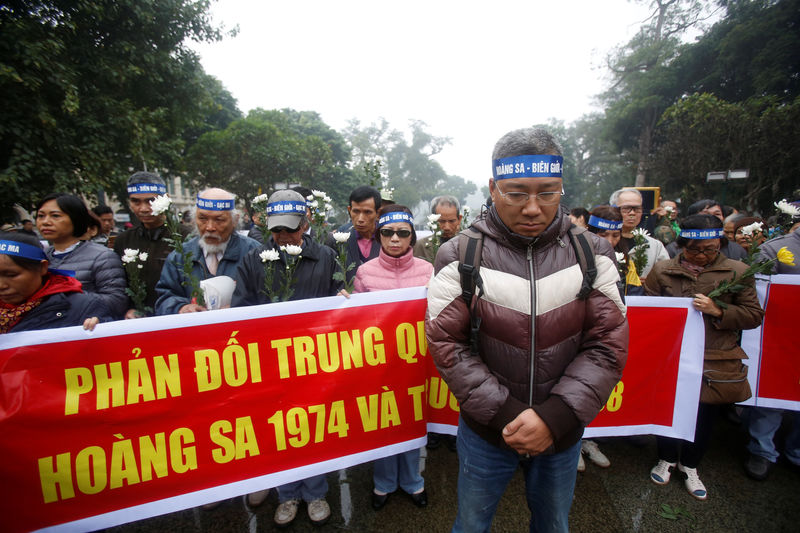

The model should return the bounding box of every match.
[231,188,342,527]
[113,172,185,318]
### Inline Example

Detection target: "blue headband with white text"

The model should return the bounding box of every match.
[492,155,563,180]
[266,201,307,216]
[679,228,724,240]
[196,196,235,211]
[588,215,623,231]
[378,211,414,227]
[0,240,75,276]
[127,183,167,195]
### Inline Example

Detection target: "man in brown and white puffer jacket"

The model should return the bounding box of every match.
[426,127,628,533]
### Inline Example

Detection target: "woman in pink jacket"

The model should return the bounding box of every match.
[353,204,433,510]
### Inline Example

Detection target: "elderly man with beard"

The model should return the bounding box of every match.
[155,188,260,315]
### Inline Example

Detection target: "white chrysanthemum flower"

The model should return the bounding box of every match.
[252,194,269,205]
[436,231,442,236]
[309,200,319,209]
[306,194,314,202]
[664,206,674,214]
[312,190,327,199]
[615,252,625,264]
[149,194,172,215]
[259,249,280,263]
[137,264,143,269]
[332,231,350,244]
[462,206,471,214]
[739,221,763,236]
[281,244,303,256]
[426,213,442,229]
[138,252,148,262]
[324,203,333,212]
[775,199,800,217]
[121,248,139,263]
[632,228,651,238]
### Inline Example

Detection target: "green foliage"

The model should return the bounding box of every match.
[0,0,233,215]
[342,119,476,210]
[657,503,697,527]
[651,92,800,212]
[186,109,356,213]
[671,0,800,104]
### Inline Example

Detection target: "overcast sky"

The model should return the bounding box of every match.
[191,0,656,189]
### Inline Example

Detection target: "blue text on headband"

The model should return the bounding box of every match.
[0,240,75,276]
[588,215,623,231]
[378,211,414,227]
[196,196,235,211]
[266,201,307,215]
[679,228,725,240]
[493,155,563,180]
[127,183,167,195]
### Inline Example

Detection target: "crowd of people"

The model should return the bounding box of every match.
[1,126,798,531]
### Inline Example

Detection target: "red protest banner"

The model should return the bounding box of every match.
[423,298,705,439]
[0,291,705,532]
[0,290,431,533]
[756,280,800,403]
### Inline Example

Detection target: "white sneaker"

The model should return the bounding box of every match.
[650,459,676,485]
[577,451,586,472]
[307,498,331,525]
[582,440,611,467]
[678,463,708,500]
[274,498,300,527]
[246,489,269,508]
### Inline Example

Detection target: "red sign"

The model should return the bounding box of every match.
[0,290,704,532]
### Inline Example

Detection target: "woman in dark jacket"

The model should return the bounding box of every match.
[0,232,110,333]
[36,193,127,318]
[644,214,763,501]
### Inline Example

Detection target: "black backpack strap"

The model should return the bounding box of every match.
[568,225,597,300]
[458,228,485,355]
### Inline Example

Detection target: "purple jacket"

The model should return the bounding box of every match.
[353,248,434,292]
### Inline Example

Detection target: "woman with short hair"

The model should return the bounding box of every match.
[36,193,127,318]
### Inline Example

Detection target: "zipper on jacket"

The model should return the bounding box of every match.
[527,243,536,407]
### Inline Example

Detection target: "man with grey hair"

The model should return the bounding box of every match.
[155,187,260,315]
[611,187,669,279]
[426,127,628,532]
[413,195,463,264]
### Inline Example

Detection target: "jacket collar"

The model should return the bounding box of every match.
[377,247,415,271]
[477,204,570,250]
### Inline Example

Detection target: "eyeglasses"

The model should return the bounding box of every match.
[495,183,563,206]
[684,246,720,258]
[618,205,643,214]
[270,226,300,233]
[379,228,412,238]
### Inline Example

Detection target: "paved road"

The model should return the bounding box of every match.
[104,414,799,532]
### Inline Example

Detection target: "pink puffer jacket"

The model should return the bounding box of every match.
[353,248,434,292]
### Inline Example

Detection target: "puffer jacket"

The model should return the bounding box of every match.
[5,275,112,333]
[426,206,628,453]
[45,240,127,319]
[354,248,433,292]
[155,232,261,315]
[643,253,764,355]
[232,233,343,307]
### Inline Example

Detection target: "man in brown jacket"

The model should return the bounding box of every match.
[426,128,628,532]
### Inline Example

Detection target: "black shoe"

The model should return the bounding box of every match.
[409,489,428,508]
[371,491,390,510]
[445,435,457,452]
[745,454,773,481]
[426,433,442,450]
